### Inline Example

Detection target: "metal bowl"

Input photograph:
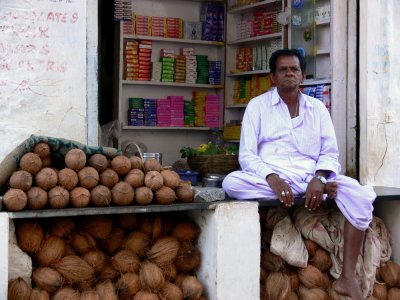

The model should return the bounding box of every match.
[202,173,226,188]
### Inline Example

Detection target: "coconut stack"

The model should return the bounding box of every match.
[258,207,400,300]
[2,143,194,212]
[10,213,207,299]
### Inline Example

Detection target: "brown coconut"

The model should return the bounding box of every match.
[298,285,329,300]
[133,290,159,300]
[35,168,58,191]
[58,168,78,190]
[304,239,318,257]
[3,188,27,211]
[26,186,48,210]
[16,221,44,253]
[261,248,285,272]
[388,288,400,300]
[70,187,91,208]
[36,235,65,267]
[63,244,77,257]
[32,267,63,293]
[310,248,333,273]
[65,149,87,171]
[175,184,194,203]
[181,276,203,300]
[9,170,32,191]
[80,290,100,300]
[139,261,165,292]
[88,153,109,173]
[29,288,50,300]
[48,186,69,209]
[144,158,162,173]
[41,156,52,168]
[161,170,181,189]
[95,280,118,299]
[52,287,80,300]
[171,221,200,242]
[129,156,144,170]
[298,265,330,289]
[98,226,126,254]
[78,166,100,189]
[161,264,178,282]
[147,237,180,267]
[123,231,151,257]
[151,215,162,241]
[125,169,145,188]
[288,271,300,289]
[8,277,31,300]
[111,155,131,176]
[327,286,341,300]
[80,216,113,239]
[54,255,95,284]
[83,250,106,273]
[116,213,138,231]
[144,171,164,191]
[91,185,112,207]
[19,152,42,174]
[135,186,153,205]
[373,281,388,300]
[33,142,51,158]
[265,206,288,229]
[174,273,189,287]
[112,181,134,206]
[98,262,119,281]
[100,168,119,188]
[155,186,176,204]
[174,242,201,272]
[116,272,142,298]
[264,272,291,300]
[70,231,96,254]
[380,261,400,288]
[139,215,156,236]
[50,218,75,240]
[160,282,184,300]
[111,249,141,273]
[288,291,298,300]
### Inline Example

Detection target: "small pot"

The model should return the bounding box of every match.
[202,173,226,188]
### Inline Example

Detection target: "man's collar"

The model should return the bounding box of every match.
[271,87,313,108]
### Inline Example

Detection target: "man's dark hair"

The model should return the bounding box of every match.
[269,49,306,73]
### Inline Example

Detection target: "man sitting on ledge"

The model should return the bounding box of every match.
[222,49,376,300]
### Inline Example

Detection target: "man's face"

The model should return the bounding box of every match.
[270,55,305,90]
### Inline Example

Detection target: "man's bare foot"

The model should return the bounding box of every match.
[325,181,338,199]
[333,276,364,300]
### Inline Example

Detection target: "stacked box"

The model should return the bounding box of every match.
[151,16,165,37]
[236,48,253,72]
[138,40,152,81]
[252,10,273,37]
[134,15,151,36]
[192,91,207,127]
[123,21,133,35]
[168,96,185,127]
[209,60,222,85]
[144,98,157,126]
[181,48,197,84]
[151,61,162,82]
[184,21,202,40]
[124,41,139,80]
[201,3,224,41]
[205,94,220,128]
[174,56,186,83]
[184,100,195,127]
[166,17,183,39]
[114,0,132,21]
[157,98,171,127]
[127,98,144,126]
[160,56,175,82]
[196,55,209,84]
[233,75,271,105]
[272,10,282,33]
[236,19,252,40]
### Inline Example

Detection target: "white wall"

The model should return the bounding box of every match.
[0,0,89,162]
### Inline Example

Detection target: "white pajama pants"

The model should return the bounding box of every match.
[222,171,376,231]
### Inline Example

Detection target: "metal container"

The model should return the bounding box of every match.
[143,152,162,165]
[202,173,226,188]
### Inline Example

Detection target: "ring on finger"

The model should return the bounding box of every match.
[312,196,316,199]
[286,191,290,195]
[281,191,285,196]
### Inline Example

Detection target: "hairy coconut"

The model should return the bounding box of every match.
[112,181,134,206]
[35,168,58,191]
[36,236,65,267]
[174,242,201,272]
[54,255,95,284]
[65,149,87,171]
[288,271,300,290]
[8,277,31,300]
[380,261,400,288]
[88,154,109,173]
[83,250,106,273]
[111,249,140,273]
[151,215,162,241]
[161,170,181,189]
[373,281,388,300]
[298,285,329,300]
[144,158,162,173]
[70,187,91,208]
[91,185,112,207]
[78,167,100,189]
[129,156,144,170]
[50,218,75,240]
[63,244,76,257]
[48,186,69,209]
[41,156,52,168]
[261,248,285,272]
[181,276,203,300]
[116,213,138,231]
[19,152,42,174]
[304,239,318,257]
[9,170,32,191]
[310,248,333,273]
[288,291,298,300]
[125,169,145,188]
[80,216,113,239]
[98,262,119,281]
[95,280,118,300]
[327,286,341,300]
[116,273,141,298]
[139,215,156,236]
[111,155,131,176]
[80,290,100,300]
[100,168,119,188]
[52,287,80,300]
[160,282,184,300]
[175,184,193,203]
[32,267,63,293]
[139,261,165,292]
[298,265,330,289]
[76,278,97,291]
[133,290,159,300]
[147,237,180,267]
[26,187,48,210]
[98,226,126,254]
[33,142,51,158]
[388,288,400,300]
[171,222,200,242]
[265,272,290,300]
[161,264,177,282]
[70,231,96,254]
[134,186,153,205]
[17,221,44,253]
[144,171,164,191]
[58,168,78,191]
[265,207,288,229]
[3,188,27,211]
[123,231,151,257]
[155,186,176,204]
[174,273,189,287]
[29,288,50,300]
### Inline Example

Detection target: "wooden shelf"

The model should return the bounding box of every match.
[228,0,280,14]
[301,79,331,86]
[227,32,282,45]
[227,70,270,77]
[122,80,224,89]
[122,126,217,130]
[225,104,247,108]
[224,139,240,143]
[316,19,330,26]
[317,49,330,55]
[123,34,225,46]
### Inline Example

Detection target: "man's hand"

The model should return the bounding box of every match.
[305,177,325,210]
[266,174,294,207]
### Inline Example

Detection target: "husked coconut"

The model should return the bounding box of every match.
[98,263,119,281]
[161,264,177,282]
[147,237,180,267]
[70,187,91,208]
[310,248,333,273]
[35,168,58,191]
[175,183,193,203]
[111,249,141,273]
[9,170,32,191]
[380,261,400,288]
[139,261,165,292]
[33,142,51,158]
[88,153,109,173]
[129,156,144,170]
[134,186,153,205]
[160,282,184,300]
[95,280,118,300]
[155,186,176,205]
[174,242,201,272]
[65,148,87,171]
[80,216,113,239]
[144,158,162,173]
[80,290,100,300]
[16,221,44,253]
[49,218,75,240]
[41,156,52,168]
[100,168,119,188]
[19,152,42,174]
[125,169,145,188]
[90,185,112,207]
[26,187,48,210]
[264,272,290,300]
[388,288,400,300]
[70,231,96,254]
[116,213,138,231]
[48,186,69,209]
[123,231,151,257]
[8,277,31,300]
[54,255,95,284]
[32,267,63,293]
[98,226,126,254]
[181,276,203,300]
[144,171,164,191]
[116,272,141,298]
[171,222,200,242]
[304,239,318,257]
[78,166,100,189]
[261,248,285,272]
[112,181,134,206]
[373,281,388,300]
[111,155,131,176]
[82,250,106,273]
[29,288,50,300]
[298,286,329,300]
[58,168,78,190]
[298,265,330,289]
[3,188,27,211]
[36,236,65,267]
[161,170,181,189]
[52,287,80,300]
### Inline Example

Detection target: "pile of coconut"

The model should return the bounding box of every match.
[2,142,194,212]
[8,213,206,299]
[259,207,400,300]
